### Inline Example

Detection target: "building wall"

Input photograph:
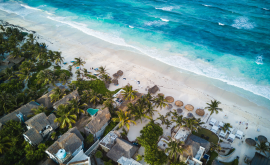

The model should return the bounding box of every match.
[72,143,84,157]
[23,134,32,145]
[45,150,58,163]
[94,122,109,140]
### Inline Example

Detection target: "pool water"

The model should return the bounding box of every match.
[203,154,209,160]
[87,108,99,116]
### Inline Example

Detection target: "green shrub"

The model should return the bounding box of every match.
[103,122,118,137]
[104,160,113,165]
[95,150,103,159]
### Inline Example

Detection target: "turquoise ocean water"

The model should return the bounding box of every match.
[1,0,270,106]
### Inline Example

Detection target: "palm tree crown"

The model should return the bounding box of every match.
[112,110,136,130]
[205,100,222,122]
[121,85,138,101]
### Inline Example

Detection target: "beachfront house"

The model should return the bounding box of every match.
[157,137,170,156]
[23,113,59,146]
[66,150,91,165]
[0,101,40,128]
[100,131,120,152]
[53,89,80,110]
[172,127,191,142]
[45,127,84,164]
[36,86,65,109]
[181,134,211,165]
[106,138,140,164]
[84,108,111,140]
[0,55,25,71]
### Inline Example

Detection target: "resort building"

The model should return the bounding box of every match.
[100,131,120,152]
[23,113,58,146]
[182,135,211,165]
[53,89,80,109]
[66,150,90,165]
[157,137,170,156]
[36,86,66,109]
[0,101,40,128]
[0,55,25,71]
[84,108,111,140]
[118,92,143,111]
[172,127,191,142]
[45,127,84,164]
[249,152,270,165]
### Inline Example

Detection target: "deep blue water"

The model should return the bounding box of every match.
[1,0,270,102]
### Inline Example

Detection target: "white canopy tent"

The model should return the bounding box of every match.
[218,121,224,129]
[211,126,219,134]
[228,134,236,142]
[219,130,227,138]
[228,127,235,134]
[235,130,243,139]
[209,118,217,126]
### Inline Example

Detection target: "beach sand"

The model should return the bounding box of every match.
[1,11,270,164]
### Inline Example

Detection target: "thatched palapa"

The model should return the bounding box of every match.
[112,79,119,85]
[258,135,268,143]
[175,100,183,107]
[167,104,173,110]
[148,85,159,95]
[117,70,123,76]
[165,96,174,103]
[177,108,183,114]
[187,113,194,118]
[185,104,194,111]
[196,109,205,116]
[113,73,119,78]
[36,86,65,108]
[157,93,164,97]
[119,93,143,111]
[245,138,256,146]
[53,90,80,109]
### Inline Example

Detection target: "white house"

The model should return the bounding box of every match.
[23,112,59,146]
[84,108,111,140]
[45,127,84,164]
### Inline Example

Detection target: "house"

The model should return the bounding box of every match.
[250,152,270,165]
[157,137,170,156]
[0,101,40,127]
[66,150,90,165]
[100,131,120,152]
[119,92,143,111]
[0,55,25,71]
[36,86,66,109]
[23,113,59,146]
[181,134,211,165]
[84,108,111,140]
[117,157,142,165]
[106,138,139,163]
[45,127,84,164]
[172,127,191,142]
[53,90,80,109]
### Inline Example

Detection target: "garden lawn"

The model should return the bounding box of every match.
[192,128,219,144]
[221,158,239,165]
[207,151,218,165]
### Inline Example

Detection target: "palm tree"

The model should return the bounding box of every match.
[50,86,65,102]
[210,142,221,152]
[2,67,14,80]
[73,57,85,67]
[121,85,138,101]
[54,104,77,129]
[102,92,115,111]
[68,65,73,72]
[54,51,64,65]
[83,68,88,75]
[205,100,222,122]
[144,102,157,119]
[164,119,173,129]
[60,72,69,85]
[101,74,111,83]
[75,69,81,78]
[157,113,166,125]
[128,103,150,123]
[97,66,108,75]
[144,92,153,103]
[183,117,204,132]
[256,141,268,156]
[164,137,185,162]
[112,110,136,130]
[68,98,86,116]
[31,105,48,115]
[36,69,54,85]
[89,91,102,107]
[222,123,232,133]
[153,95,168,109]
[172,115,184,128]
[171,109,179,119]
[0,136,13,154]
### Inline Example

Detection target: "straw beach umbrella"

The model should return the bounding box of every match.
[117,70,123,76]
[113,73,119,79]
[196,109,205,116]
[167,104,173,110]
[177,108,183,114]
[158,93,164,97]
[258,135,268,143]
[245,138,256,146]
[112,79,118,85]
[187,113,194,118]
[165,96,174,103]
[175,100,183,107]
[185,104,194,111]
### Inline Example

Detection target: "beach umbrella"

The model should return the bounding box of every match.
[177,108,183,114]
[117,70,123,76]
[167,104,173,110]
[112,79,118,85]
[113,73,119,78]
[165,96,174,103]
[185,104,194,111]
[158,93,164,97]
[245,138,256,146]
[187,113,194,118]
[258,135,268,143]
[175,100,184,107]
[196,109,205,116]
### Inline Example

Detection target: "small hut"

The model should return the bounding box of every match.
[196,109,205,116]
[112,79,119,85]
[165,96,174,103]
[175,100,183,107]
[185,104,194,111]
[167,104,173,110]
[117,70,123,76]
[258,135,268,143]
[245,138,256,146]
[177,108,183,114]
[187,113,194,118]
[113,73,119,79]
[148,85,159,95]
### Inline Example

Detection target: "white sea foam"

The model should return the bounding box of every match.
[218,23,224,26]
[129,25,134,28]
[256,55,263,65]
[203,4,211,7]
[263,8,269,10]
[232,17,255,30]
[160,18,169,22]
[21,4,42,11]
[155,6,174,11]
[145,20,166,26]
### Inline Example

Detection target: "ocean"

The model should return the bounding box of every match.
[1,0,270,107]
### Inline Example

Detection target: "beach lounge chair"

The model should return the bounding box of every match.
[211,125,219,134]
[209,118,217,126]
[235,130,243,139]
[71,61,75,63]
[63,62,67,65]
[76,67,80,69]
[218,121,224,129]
[227,133,236,143]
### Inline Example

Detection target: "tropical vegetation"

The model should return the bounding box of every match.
[205,100,222,122]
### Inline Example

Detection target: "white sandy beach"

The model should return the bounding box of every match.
[1,10,270,164]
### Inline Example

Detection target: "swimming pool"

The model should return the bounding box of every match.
[87,108,99,116]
